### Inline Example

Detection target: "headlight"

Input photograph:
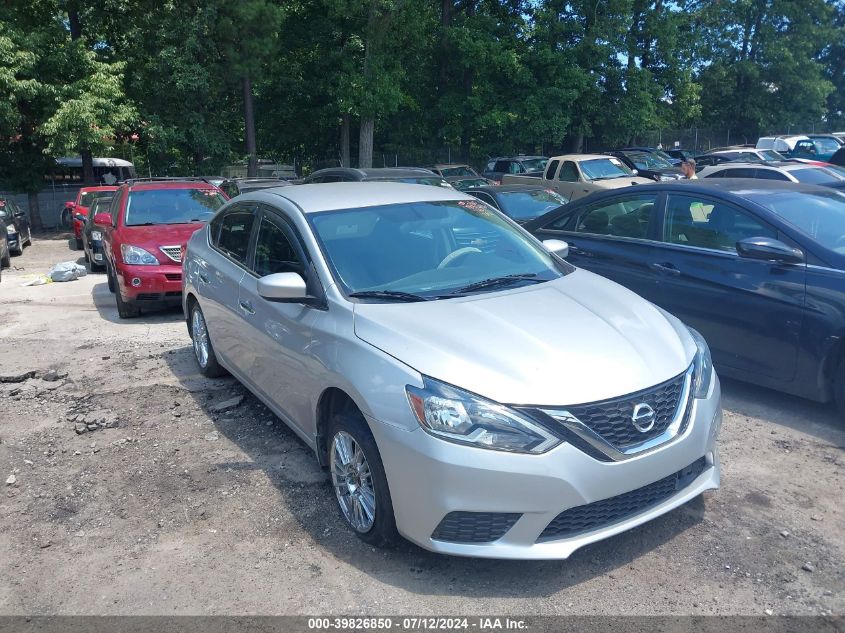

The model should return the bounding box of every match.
[91,230,102,241]
[120,244,159,265]
[406,377,561,454]
[6,227,16,235]
[688,327,713,398]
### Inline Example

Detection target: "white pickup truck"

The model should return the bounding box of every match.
[502,154,652,202]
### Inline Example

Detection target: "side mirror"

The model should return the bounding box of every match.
[93,213,113,228]
[66,201,76,209]
[736,237,803,264]
[631,169,639,176]
[14,211,25,218]
[74,213,85,222]
[257,272,309,302]
[543,239,569,258]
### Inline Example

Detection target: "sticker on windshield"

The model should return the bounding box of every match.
[458,199,493,216]
[609,158,623,166]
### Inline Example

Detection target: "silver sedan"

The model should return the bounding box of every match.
[182,182,721,559]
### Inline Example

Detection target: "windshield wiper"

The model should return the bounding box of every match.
[450,273,543,295]
[348,290,431,302]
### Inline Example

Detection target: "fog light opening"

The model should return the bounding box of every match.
[131,277,142,287]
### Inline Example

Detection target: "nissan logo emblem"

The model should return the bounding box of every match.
[631,403,656,433]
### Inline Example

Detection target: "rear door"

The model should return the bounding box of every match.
[649,192,805,381]
[532,190,663,299]
[200,202,258,370]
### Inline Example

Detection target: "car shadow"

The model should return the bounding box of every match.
[162,344,709,598]
[719,377,845,445]
[90,281,185,325]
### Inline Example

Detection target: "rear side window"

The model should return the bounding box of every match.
[754,169,790,181]
[544,160,560,180]
[493,161,511,173]
[558,162,579,182]
[216,209,256,264]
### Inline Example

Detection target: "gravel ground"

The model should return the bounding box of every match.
[0,236,842,616]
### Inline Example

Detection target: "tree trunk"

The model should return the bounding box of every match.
[359,118,375,168]
[81,149,95,184]
[243,75,258,177]
[341,114,351,167]
[27,192,43,232]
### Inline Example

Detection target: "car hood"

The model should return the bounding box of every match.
[592,176,655,189]
[120,223,204,262]
[353,269,695,406]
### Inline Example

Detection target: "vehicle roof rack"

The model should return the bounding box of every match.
[123,177,216,186]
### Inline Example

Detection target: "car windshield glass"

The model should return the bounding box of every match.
[759,150,784,161]
[440,166,476,177]
[451,178,489,190]
[88,197,113,216]
[308,199,565,298]
[625,151,672,170]
[580,158,633,180]
[746,189,845,253]
[654,150,675,162]
[125,189,226,226]
[80,191,114,207]
[814,138,840,154]
[498,189,568,221]
[519,158,547,172]
[789,168,839,185]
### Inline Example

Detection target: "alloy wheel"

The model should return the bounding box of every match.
[330,431,376,533]
[191,308,210,368]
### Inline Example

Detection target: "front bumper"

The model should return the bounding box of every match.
[370,375,721,559]
[7,233,19,250]
[115,263,184,304]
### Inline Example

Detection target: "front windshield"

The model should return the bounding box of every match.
[814,138,841,154]
[451,178,489,190]
[440,166,477,177]
[625,151,672,170]
[580,158,633,180]
[654,150,676,162]
[498,189,568,221]
[519,158,548,172]
[125,188,226,226]
[748,189,845,253]
[80,190,114,207]
[758,150,785,161]
[309,199,565,298]
[790,168,840,185]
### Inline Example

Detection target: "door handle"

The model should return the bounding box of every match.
[239,299,255,315]
[568,244,586,255]
[650,262,681,276]
[198,272,210,284]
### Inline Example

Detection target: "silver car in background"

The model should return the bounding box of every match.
[182,182,721,559]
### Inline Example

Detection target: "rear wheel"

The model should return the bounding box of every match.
[328,412,397,547]
[190,304,226,377]
[115,288,141,319]
[75,237,83,250]
[1,248,10,268]
[834,361,845,417]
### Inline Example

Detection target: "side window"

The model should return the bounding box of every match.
[725,168,757,178]
[567,193,658,237]
[216,208,256,264]
[109,190,123,224]
[508,162,520,174]
[544,159,560,180]
[221,182,238,198]
[558,162,579,182]
[493,161,510,173]
[795,141,816,155]
[754,169,790,181]
[470,192,499,209]
[253,214,302,277]
[664,194,775,252]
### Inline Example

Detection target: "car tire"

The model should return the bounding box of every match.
[834,361,845,417]
[189,303,226,377]
[1,250,10,268]
[106,262,116,293]
[75,237,83,251]
[328,411,398,548]
[10,241,22,256]
[115,288,141,319]
[25,227,32,246]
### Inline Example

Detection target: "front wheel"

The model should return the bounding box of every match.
[106,262,115,293]
[190,303,226,377]
[834,361,845,417]
[328,412,397,547]
[115,288,141,319]
[75,237,83,251]
[1,249,10,268]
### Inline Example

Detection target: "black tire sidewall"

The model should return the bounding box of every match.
[327,412,398,547]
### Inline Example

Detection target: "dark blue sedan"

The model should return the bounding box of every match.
[525,179,845,413]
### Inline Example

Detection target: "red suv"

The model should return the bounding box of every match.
[66,186,119,250]
[94,179,227,318]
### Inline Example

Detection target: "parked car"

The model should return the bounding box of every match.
[705,147,785,162]
[95,178,227,318]
[482,156,549,184]
[444,176,493,191]
[607,149,683,181]
[81,196,114,272]
[303,167,452,188]
[526,179,845,411]
[617,147,681,165]
[503,154,652,201]
[756,135,809,154]
[466,185,568,223]
[756,135,838,162]
[218,177,291,199]
[427,164,480,178]
[830,147,845,167]
[0,217,11,278]
[182,181,721,558]
[665,148,698,162]
[65,186,119,250]
[699,161,845,189]
[0,197,32,255]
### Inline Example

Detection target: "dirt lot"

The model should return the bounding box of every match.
[0,235,843,616]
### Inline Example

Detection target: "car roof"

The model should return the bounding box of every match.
[258,181,468,213]
[126,179,221,191]
[310,167,437,179]
[432,163,472,169]
[470,184,552,195]
[549,154,617,161]
[80,185,120,192]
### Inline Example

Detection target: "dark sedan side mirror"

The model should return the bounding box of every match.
[736,237,804,264]
[93,212,113,228]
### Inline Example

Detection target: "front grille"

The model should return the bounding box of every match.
[164,291,181,297]
[547,369,689,450]
[431,511,521,544]
[136,293,161,301]
[165,273,182,281]
[539,457,707,541]
[159,245,182,263]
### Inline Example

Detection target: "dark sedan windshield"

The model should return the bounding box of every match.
[439,166,477,177]
[309,199,564,298]
[746,189,845,253]
[518,158,548,172]
[497,190,568,221]
[125,189,226,226]
[790,168,841,185]
[624,151,672,170]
